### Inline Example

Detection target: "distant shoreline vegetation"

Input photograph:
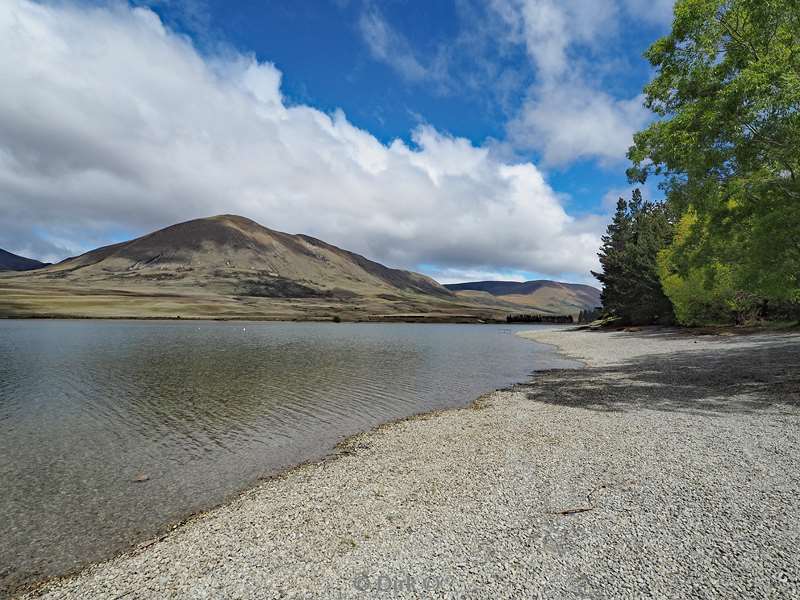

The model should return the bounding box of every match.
[594,0,800,327]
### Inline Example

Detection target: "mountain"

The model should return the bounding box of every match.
[0,215,493,321]
[445,280,601,315]
[0,249,48,271]
[1,216,599,321]
[45,214,450,298]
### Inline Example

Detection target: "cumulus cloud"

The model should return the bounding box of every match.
[0,0,602,281]
[507,79,649,166]
[490,0,652,167]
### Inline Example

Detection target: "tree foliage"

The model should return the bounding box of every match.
[592,190,675,324]
[627,0,800,323]
[657,209,737,324]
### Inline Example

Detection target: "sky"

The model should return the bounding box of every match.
[0,0,675,284]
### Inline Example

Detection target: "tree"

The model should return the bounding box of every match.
[578,307,602,324]
[628,0,800,320]
[592,190,675,324]
[657,209,738,325]
[592,197,631,314]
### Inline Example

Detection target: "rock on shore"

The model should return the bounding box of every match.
[22,328,800,599]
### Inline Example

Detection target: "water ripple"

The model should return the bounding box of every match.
[0,320,578,595]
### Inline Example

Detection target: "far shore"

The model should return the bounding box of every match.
[17,327,800,599]
[0,313,506,323]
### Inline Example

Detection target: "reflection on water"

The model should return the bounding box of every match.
[0,320,577,595]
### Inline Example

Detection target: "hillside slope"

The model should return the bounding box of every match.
[445,280,601,315]
[43,215,450,298]
[0,216,494,321]
[0,249,48,272]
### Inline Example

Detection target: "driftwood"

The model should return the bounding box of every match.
[552,484,608,516]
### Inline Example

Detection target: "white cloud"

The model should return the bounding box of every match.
[358,6,428,82]
[490,0,651,167]
[352,0,672,169]
[623,0,675,27]
[0,0,603,281]
[501,0,619,78]
[355,1,530,106]
[428,268,529,285]
[508,80,649,166]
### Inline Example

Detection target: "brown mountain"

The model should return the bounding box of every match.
[1,216,597,321]
[445,280,601,315]
[0,215,491,321]
[0,248,48,272]
[45,214,450,299]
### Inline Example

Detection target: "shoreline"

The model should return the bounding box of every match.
[0,314,508,324]
[12,379,533,599]
[519,325,800,367]
[17,327,800,599]
[5,324,567,599]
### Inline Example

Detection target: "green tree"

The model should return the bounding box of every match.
[657,209,737,324]
[592,190,675,324]
[628,0,800,322]
[592,197,631,314]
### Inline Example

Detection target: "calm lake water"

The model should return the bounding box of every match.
[0,320,578,594]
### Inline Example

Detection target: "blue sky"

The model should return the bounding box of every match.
[0,0,675,283]
[145,0,669,215]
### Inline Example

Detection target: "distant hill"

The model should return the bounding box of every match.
[1,217,602,321]
[44,214,451,298]
[0,249,48,272]
[445,280,601,315]
[0,215,499,321]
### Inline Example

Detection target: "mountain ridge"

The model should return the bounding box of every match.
[0,248,49,272]
[1,216,593,321]
[0,215,474,321]
[45,214,450,299]
[445,279,601,314]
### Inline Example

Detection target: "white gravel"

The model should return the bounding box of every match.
[519,326,800,367]
[21,328,800,599]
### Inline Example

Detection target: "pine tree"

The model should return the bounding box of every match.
[625,199,675,323]
[592,190,675,324]
[591,197,630,315]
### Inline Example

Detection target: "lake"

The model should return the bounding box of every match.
[0,320,578,595]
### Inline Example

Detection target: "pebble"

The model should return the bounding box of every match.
[22,328,800,599]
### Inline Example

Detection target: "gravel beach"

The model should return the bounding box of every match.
[20,328,800,599]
